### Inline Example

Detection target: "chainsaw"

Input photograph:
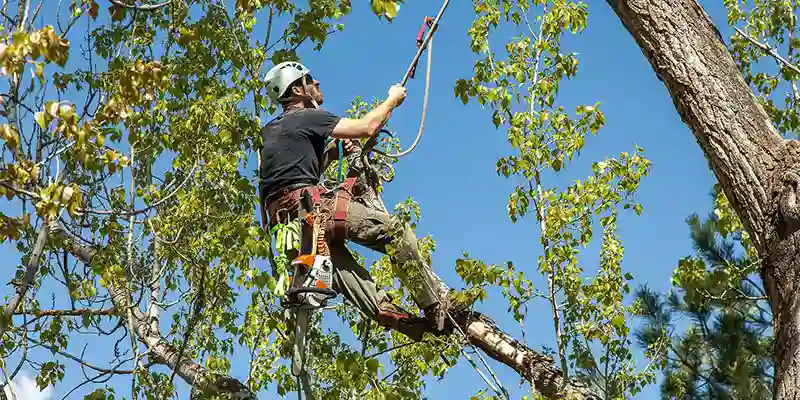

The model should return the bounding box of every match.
[281,189,337,310]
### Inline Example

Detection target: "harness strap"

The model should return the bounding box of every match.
[330,176,356,243]
[266,185,322,225]
[267,177,355,230]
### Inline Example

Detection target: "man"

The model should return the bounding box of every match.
[258,61,467,341]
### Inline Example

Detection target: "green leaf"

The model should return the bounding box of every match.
[35,112,47,130]
[366,358,380,374]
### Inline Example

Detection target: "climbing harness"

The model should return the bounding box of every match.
[250,2,510,398]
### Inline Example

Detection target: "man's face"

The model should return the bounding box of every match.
[305,74,323,105]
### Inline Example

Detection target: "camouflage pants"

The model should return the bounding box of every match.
[268,188,442,319]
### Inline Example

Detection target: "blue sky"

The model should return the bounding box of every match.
[0,0,751,399]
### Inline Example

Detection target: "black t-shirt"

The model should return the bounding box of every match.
[259,108,342,201]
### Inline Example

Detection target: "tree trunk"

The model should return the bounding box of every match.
[605,1,798,398]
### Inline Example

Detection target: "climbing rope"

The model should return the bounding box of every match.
[260,1,511,398]
[416,270,511,399]
[373,19,434,159]
[361,0,449,163]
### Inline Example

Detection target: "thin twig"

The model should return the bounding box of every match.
[108,0,172,11]
[366,340,423,359]
[79,162,198,216]
[27,337,135,375]
[733,25,800,75]
[167,255,206,386]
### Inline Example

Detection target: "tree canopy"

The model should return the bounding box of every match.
[0,0,797,399]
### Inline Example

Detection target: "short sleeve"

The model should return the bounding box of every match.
[303,108,341,139]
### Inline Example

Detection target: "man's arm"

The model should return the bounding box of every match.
[331,84,406,139]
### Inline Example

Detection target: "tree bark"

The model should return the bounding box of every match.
[605,1,799,398]
[459,313,599,399]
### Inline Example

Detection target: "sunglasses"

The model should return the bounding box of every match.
[304,74,319,86]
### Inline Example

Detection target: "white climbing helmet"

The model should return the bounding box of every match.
[264,61,312,102]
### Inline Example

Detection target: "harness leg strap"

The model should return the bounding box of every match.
[329,177,357,243]
[331,191,350,243]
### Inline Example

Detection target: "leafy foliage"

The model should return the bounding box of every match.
[2,0,778,399]
[453,0,656,398]
[0,1,442,399]
[724,0,800,137]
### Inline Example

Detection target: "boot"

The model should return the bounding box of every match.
[376,298,431,342]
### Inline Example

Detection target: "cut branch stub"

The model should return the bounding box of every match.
[779,169,800,231]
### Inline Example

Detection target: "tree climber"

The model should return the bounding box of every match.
[258,61,470,341]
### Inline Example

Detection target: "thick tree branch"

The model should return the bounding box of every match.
[49,217,594,399]
[0,223,48,337]
[48,223,255,399]
[459,313,599,399]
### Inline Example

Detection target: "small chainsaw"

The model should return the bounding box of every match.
[282,189,337,310]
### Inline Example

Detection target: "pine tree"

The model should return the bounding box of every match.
[634,186,774,399]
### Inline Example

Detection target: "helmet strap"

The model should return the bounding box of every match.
[300,75,319,109]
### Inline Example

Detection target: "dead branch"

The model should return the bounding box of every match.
[0,223,48,337]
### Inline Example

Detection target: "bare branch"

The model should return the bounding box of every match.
[13,308,116,317]
[0,223,48,337]
[108,0,172,11]
[732,25,800,75]
[48,223,256,399]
